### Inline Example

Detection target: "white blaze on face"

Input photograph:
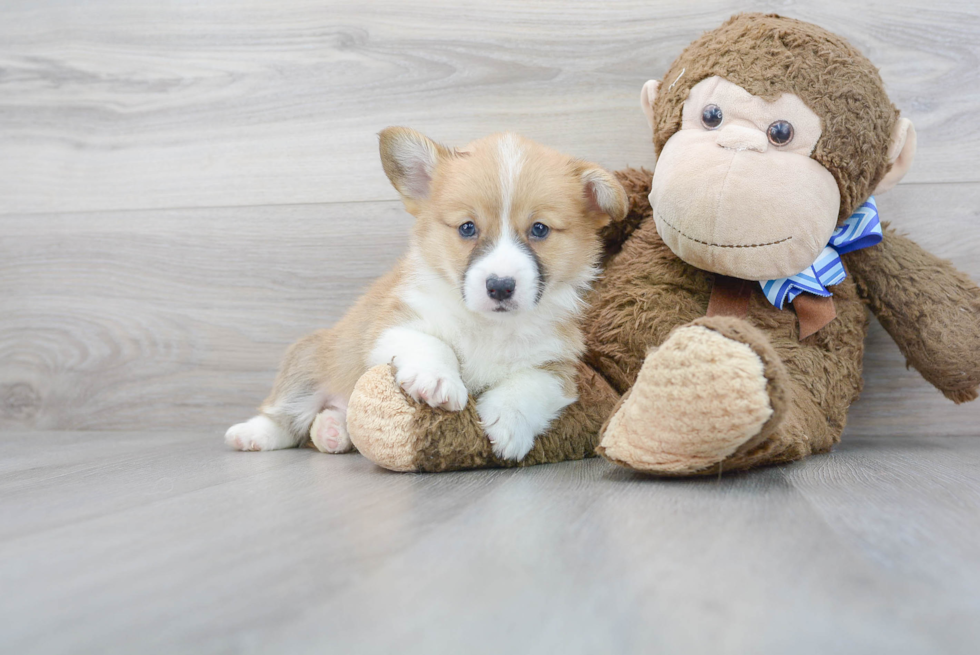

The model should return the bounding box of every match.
[462,134,541,314]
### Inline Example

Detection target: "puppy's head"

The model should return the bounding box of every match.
[379,127,627,315]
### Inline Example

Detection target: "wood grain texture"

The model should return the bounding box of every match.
[2,183,979,434]
[0,200,411,431]
[0,0,978,215]
[0,431,977,654]
[2,4,977,653]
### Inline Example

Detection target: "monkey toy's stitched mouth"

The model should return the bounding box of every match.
[657,212,793,249]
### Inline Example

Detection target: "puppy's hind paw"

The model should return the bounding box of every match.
[224,415,296,451]
[310,408,353,454]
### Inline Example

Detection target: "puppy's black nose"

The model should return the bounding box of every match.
[486,275,516,301]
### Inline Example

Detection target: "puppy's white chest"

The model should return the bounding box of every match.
[399,267,576,393]
[406,309,558,391]
[452,323,556,393]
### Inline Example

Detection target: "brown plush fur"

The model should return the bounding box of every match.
[847,225,980,403]
[344,14,980,476]
[651,13,898,223]
[599,167,655,264]
[349,361,618,472]
[586,176,869,472]
[348,168,980,475]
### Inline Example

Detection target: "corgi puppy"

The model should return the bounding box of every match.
[225,128,627,461]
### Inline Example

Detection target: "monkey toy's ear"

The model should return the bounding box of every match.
[639,80,661,130]
[874,117,917,194]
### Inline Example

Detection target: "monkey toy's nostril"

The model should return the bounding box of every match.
[486,275,516,301]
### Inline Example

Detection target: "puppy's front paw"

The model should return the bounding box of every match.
[477,395,536,461]
[224,415,295,451]
[395,365,468,411]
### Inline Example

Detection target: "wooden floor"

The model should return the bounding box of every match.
[2,1,980,653]
[1,432,979,654]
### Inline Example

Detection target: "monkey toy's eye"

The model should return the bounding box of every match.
[458,221,477,238]
[767,120,794,146]
[701,104,723,130]
[529,222,550,240]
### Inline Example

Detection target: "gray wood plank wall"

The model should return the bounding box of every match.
[2,0,979,435]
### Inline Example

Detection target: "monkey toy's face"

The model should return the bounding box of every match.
[645,76,843,281]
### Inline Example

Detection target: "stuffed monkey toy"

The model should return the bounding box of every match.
[344,13,980,475]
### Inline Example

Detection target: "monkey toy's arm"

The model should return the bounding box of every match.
[846,224,980,403]
[600,168,653,263]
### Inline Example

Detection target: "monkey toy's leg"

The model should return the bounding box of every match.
[597,315,860,475]
[346,362,621,473]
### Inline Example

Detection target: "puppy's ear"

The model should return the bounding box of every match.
[579,165,628,226]
[378,127,452,206]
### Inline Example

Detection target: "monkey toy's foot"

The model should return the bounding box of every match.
[345,365,431,472]
[597,317,789,475]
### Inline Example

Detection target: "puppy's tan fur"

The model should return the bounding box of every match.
[226,128,627,459]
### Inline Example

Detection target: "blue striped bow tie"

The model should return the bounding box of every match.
[761,197,882,309]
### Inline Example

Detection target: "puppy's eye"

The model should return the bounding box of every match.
[529,222,550,240]
[701,104,723,130]
[767,120,794,146]
[458,221,477,238]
